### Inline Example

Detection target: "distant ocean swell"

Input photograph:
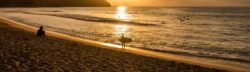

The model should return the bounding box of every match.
[21,12,162,27]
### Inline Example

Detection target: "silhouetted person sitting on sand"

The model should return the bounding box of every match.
[119,34,132,50]
[37,26,45,37]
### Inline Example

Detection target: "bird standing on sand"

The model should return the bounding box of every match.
[119,34,132,50]
[37,26,45,37]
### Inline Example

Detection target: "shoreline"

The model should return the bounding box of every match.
[0,18,226,71]
[0,17,247,71]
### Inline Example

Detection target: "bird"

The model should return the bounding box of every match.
[119,34,132,50]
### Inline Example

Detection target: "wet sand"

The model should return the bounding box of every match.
[0,22,226,72]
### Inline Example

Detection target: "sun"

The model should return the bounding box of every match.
[117,6,126,11]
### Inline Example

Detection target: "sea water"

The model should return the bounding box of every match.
[0,7,250,66]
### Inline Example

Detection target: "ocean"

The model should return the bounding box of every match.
[0,7,250,66]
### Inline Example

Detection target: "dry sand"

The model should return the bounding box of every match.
[0,22,226,72]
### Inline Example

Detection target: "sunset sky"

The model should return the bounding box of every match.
[107,0,250,7]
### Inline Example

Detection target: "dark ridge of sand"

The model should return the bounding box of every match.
[0,22,226,72]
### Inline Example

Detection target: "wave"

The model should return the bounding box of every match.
[22,12,162,27]
[143,48,250,64]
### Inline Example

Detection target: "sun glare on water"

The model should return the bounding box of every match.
[118,6,126,11]
[113,6,131,43]
[113,24,130,43]
[115,6,130,20]
[114,25,128,35]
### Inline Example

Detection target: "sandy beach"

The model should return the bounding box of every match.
[0,21,227,71]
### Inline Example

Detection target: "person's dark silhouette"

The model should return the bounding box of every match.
[37,26,45,37]
[119,34,132,50]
